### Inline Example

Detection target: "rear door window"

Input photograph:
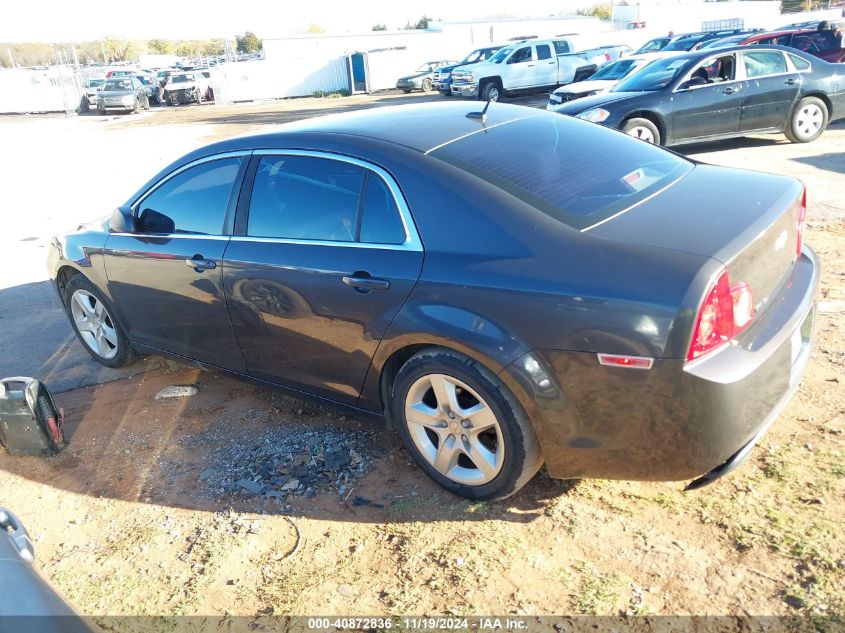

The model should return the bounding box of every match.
[429,115,692,230]
[248,155,365,242]
[136,157,242,235]
[743,51,787,78]
[536,44,552,60]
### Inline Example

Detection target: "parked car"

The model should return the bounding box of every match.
[661,29,760,52]
[78,78,105,112]
[48,101,818,500]
[450,37,630,101]
[696,34,758,50]
[396,60,457,93]
[547,52,675,109]
[432,47,502,95]
[96,77,150,114]
[163,71,209,105]
[553,46,845,146]
[135,74,163,105]
[634,36,674,53]
[740,29,845,63]
[105,68,140,78]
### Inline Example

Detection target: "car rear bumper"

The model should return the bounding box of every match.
[450,82,479,98]
[501,246,819,483]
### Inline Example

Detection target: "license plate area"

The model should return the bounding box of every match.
[789,305,814,386]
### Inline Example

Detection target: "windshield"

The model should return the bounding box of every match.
[462,50,483,64]
[699,36,743,49]
[87,79,105,88]
[103,79,133,91]
[662,37,701,52]
[613,57,690,91]
[591,58,643,80]
[170,74,192,83]
[489,47,513,64]
[429,114,691,230]
[635,38,669,53]
[415,64,433,73]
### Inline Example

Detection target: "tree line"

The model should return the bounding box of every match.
[1,32,261,68]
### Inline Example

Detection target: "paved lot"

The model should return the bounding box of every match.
[0,92,843,393]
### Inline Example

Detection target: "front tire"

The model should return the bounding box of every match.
[64,275,135,368]
[785,97,828,143]
[621,117,661,145]
[391,348,543,501]
[480,81,501,102]
[421,78,433,92]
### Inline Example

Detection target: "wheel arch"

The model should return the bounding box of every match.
[620,110,667,144]
[56,265,84,306]
[796,92,833,120]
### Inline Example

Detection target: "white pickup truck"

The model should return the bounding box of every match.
[450,37,630,101]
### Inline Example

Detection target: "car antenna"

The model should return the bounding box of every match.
[466,98,491,123]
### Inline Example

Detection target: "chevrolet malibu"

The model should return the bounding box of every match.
[48,102,818,500]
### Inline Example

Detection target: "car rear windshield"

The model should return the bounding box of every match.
[429,114,692,230]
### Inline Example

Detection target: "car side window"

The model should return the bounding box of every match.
[743,51,787,78]
[686,54,735,87]
[359,175,405,245]
[536,44,552,60]
[136,157,242,235]
[788,53,812,71]
[553,40,570,54]
[248,155,365,242]
[510,47,532,64]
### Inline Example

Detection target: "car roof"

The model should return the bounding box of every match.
[219,102,547,155]
[741,29,825,42]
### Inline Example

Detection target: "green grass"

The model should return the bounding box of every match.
[569,562,619,614]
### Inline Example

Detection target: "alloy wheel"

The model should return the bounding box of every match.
[626,126,655,143]
[70,289,119,359]
[795,104,823,139]
[404,373,505,485]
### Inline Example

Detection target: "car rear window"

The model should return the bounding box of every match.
[429,114,692,230]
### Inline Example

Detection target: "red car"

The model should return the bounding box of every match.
[741,29,845,63]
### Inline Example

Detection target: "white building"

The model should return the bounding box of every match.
[216,16,605,102]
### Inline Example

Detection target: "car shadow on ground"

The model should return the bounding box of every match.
[791,152,845,175]
[0,280,578,526]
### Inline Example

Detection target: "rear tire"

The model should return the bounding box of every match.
[785,96,828,143]
[64,275,136,369]
[391,348,543,501]
[621,117,661,145]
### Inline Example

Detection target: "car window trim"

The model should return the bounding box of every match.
[128,151,252,238]
[236,149,423,252]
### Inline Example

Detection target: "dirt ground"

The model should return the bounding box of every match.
[0,92,843,621]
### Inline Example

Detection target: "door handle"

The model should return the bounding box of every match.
[185,255,217,272]
[342,273,390,292]
[785,78,797,85]
[723,86,737,95]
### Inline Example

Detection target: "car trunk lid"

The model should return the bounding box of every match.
[587,164,804,320]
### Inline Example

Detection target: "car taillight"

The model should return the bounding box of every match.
[796,189,807,259]
[687,270,755,361]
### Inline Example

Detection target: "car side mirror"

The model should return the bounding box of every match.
[108,206,135,233]
[136,208,175,234]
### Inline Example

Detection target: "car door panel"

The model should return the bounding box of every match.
[670,54,741,142]
[102,155,248,371]
[534,44,557,87]
[224,242,422,403]
[739,51,800,131]
[224,152,424,404]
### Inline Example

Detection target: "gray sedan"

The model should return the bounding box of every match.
[96,77,150,114]
[48,103,817,500]
[396,60,457,92]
